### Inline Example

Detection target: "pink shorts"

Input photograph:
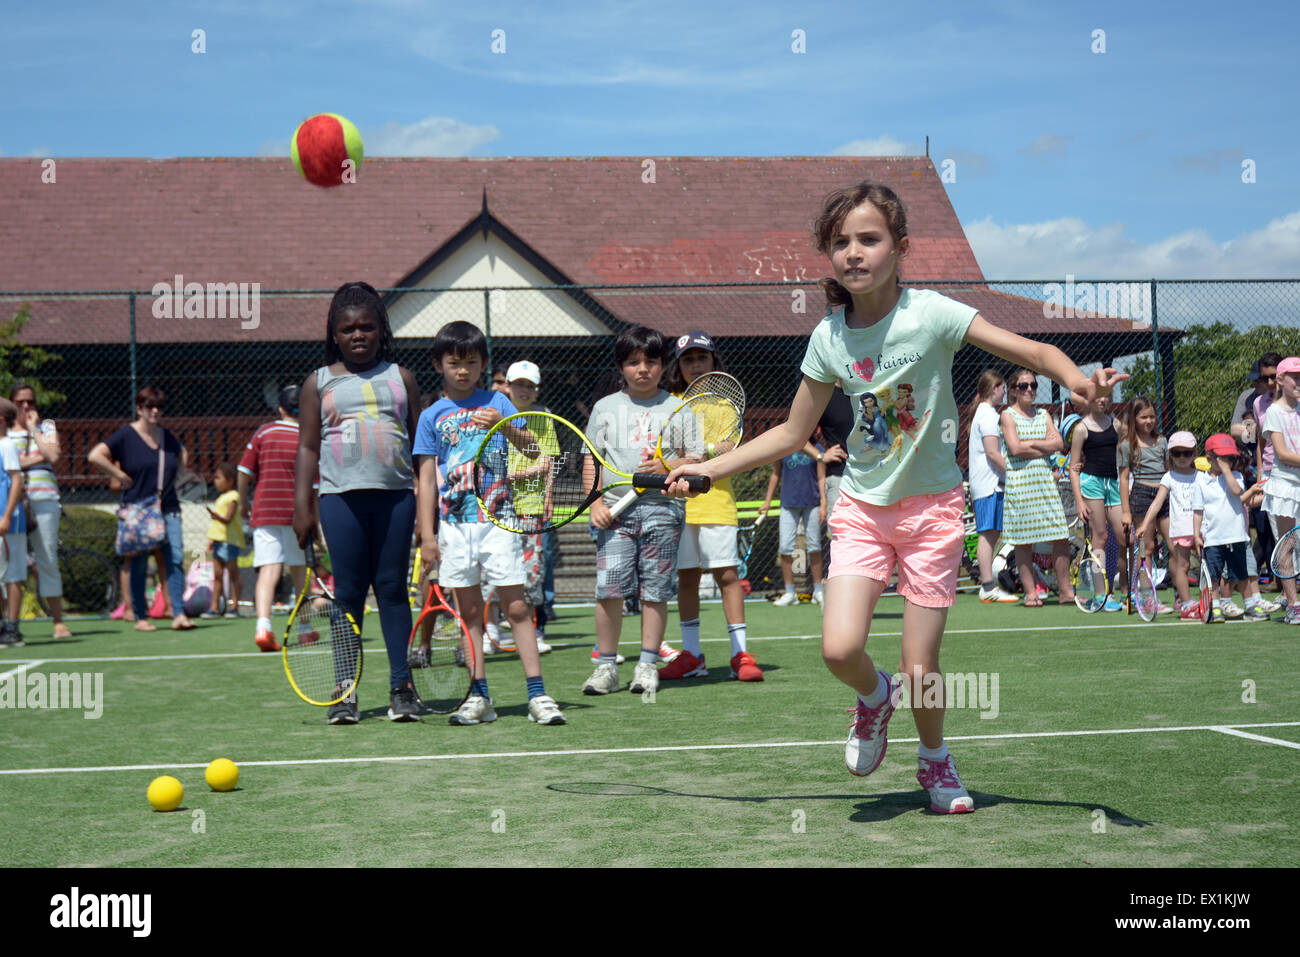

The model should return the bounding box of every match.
[827,486,965,608]
[1172,535,1194,549]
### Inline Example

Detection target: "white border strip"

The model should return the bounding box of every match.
[1209,726,1300,750]
[2,721,1297,776]
[0,659,46,681]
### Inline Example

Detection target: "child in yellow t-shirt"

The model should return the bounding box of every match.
[659,331,762,683]
[205,462,245,618]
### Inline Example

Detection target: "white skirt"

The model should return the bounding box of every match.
[1262,478,1300,521]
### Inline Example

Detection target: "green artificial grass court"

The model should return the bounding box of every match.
[1,594,1296,867]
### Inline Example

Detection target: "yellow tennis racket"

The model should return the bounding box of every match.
[282,541,364,706]
[607,384,743,519]
[473,411,711,533]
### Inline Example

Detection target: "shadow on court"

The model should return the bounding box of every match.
[547,782,1152,826]
[850,791,1153,825]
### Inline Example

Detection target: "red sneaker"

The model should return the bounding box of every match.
[729,651,763,682]
[659,650,707,680]
[255,628,281,653]
[658,641,681,664]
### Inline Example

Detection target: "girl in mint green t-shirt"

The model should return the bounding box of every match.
[664,182,1126,815]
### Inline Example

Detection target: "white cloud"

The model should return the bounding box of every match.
[258,116,500,158]
[1176,148,1245,173]
[830,135,922,157]
[366,117,500,156]
[1020,133,1072,157]
[964,211,1300,279]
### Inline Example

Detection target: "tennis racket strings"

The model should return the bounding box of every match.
[286,592,362,703]
[474,411,587,534]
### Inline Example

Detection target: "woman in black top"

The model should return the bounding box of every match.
[1069,394,1128,610]
[88,387,196,631]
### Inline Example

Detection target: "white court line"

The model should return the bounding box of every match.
[2,721,1298,777]
[1209,726,1300,750]
[0,659,46,681]
[0,621,1208,666]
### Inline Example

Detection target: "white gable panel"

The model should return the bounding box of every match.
[389,234,611,338]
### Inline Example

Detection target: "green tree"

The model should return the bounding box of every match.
[0,304,64,405]
[1123,322,1300,441]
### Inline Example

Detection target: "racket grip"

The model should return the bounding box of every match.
[607,488,639,520]
[632,473,712,493]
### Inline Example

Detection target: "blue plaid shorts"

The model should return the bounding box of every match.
[594,502,684,602]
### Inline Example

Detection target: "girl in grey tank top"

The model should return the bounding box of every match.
[292,282,423,724]
[316,361,414,493]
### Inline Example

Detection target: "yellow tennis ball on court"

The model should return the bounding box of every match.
[147,775,184,812]
[205,758,239,792]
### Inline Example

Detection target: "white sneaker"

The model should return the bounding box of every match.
[582,662,621,695]
[979,585,1020,603]
[1220,601,1245,620]
[917,753,975,814]
[534,637,553,654]
[629,661,659,696]
[527,694,566,725]
[772,592,800,607]
[812,591,824,605]
[1286,604,1300,625]
[485,621,501,645]
[1257,597,1282,614]
[844,671,900,777]
[449,694,497,725]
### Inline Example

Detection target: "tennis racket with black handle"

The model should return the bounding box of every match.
[282,541,364,706]
[607,372,745,519]
[1197,548,1216,623]
[736,514,765,582]
[474,411,710,534]
[408,567,476,713]
[1071,521,1109,613]
[1129,529,1158,622]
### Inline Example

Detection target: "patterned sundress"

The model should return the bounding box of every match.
[1003,408,1070,546]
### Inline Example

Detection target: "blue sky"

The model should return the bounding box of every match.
[4,0,1297,278]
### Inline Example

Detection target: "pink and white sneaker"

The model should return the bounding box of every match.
[917,754,975,814]
[844,671,901,777]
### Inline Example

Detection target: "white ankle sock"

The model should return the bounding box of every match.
[679,618,701,657]
[858,670,890,708]
[919,741,949,762]
[728,622,747,656]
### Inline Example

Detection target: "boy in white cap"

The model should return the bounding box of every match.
[483,359,554,653]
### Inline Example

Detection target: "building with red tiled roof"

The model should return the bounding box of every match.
[1,155,1165,466]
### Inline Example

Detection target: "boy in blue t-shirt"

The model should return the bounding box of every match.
[413,321,565,727]
[760,440,827,605]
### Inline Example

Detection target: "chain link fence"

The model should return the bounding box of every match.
[5,279,1297,603]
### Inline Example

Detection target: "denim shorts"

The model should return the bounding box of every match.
[212,541,243,564]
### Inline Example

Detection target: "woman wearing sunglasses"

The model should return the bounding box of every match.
[88,387,196,631]
[1000,368,1075,606]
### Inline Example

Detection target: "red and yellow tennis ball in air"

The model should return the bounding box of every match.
[291,113,364,188]
[205,758,240,792]
[146,775,184,812]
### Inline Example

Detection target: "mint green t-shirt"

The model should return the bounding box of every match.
[799,288,977,506]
